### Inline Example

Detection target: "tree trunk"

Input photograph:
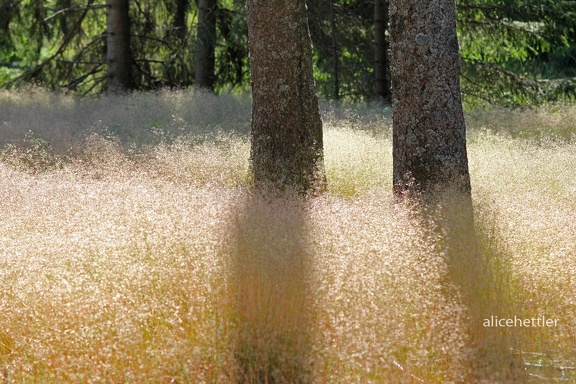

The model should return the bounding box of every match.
[247,0,325,193]
[173,0,189,42]
[389,0,471,196]
[374,0,391,103]
[195,0,216,91]
[329,0,339,101]
[106,0,134,93]
[56,0,72,35]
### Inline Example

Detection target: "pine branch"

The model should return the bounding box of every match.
[2,0,95,88]
[43,5,106,23]
[81,75,107,96]
[63,64,104,90]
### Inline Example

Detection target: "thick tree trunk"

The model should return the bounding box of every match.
[106,0,134,93]
[390,0,471,196]
[195,0,216,91]
[374,0,391,103]
[247,0,325,193]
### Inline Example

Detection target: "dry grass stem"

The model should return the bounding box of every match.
[0,91,575,382]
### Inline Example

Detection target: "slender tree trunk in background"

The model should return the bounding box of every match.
[0,1,14,47]
[329,0,340,101]
[217,7,245,87]
[173,0,189,42]
[247,0,326,193]
[390,0,471,197]
[56,0,72,35]
[195,0,216,91]
[106,0,134,93]
[374,0,391,103]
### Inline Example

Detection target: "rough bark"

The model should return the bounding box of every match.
[247,0,325,193]
[374,0,391,103]
[195,0,217,91]
[390,0,471,196]
[106,0,134,94]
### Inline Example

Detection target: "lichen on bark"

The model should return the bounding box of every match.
[247,0,325,193]
[390,0,471,197]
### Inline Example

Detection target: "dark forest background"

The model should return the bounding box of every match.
[1,0,575,106]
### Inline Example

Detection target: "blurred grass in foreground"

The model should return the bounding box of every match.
[0,90,575,383]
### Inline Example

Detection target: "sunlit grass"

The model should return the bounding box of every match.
[0,90,575,383]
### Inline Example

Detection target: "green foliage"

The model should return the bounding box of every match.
[308,0,376,102]
[0,0,250,94]
[458,0,576,105]
[0,0,575,105]
[214,0,250,92]
[0,0,108,93]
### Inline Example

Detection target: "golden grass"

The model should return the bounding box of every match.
[0,91,575,383]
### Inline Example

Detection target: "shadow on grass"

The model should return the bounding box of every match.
[415,192,527,382]
[228,191,313,383]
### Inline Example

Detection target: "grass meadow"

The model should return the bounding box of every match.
[0,90,575,383]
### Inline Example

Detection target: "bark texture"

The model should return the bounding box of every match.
[106,0,134,93]
[247,0,325,193]
[195,0,217,91]
[374,0,391,103]
[390,0,471,196]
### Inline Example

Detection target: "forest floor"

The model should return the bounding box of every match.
[0,90,575,383]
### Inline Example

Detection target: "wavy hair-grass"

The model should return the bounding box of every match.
[0,92,575,382]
